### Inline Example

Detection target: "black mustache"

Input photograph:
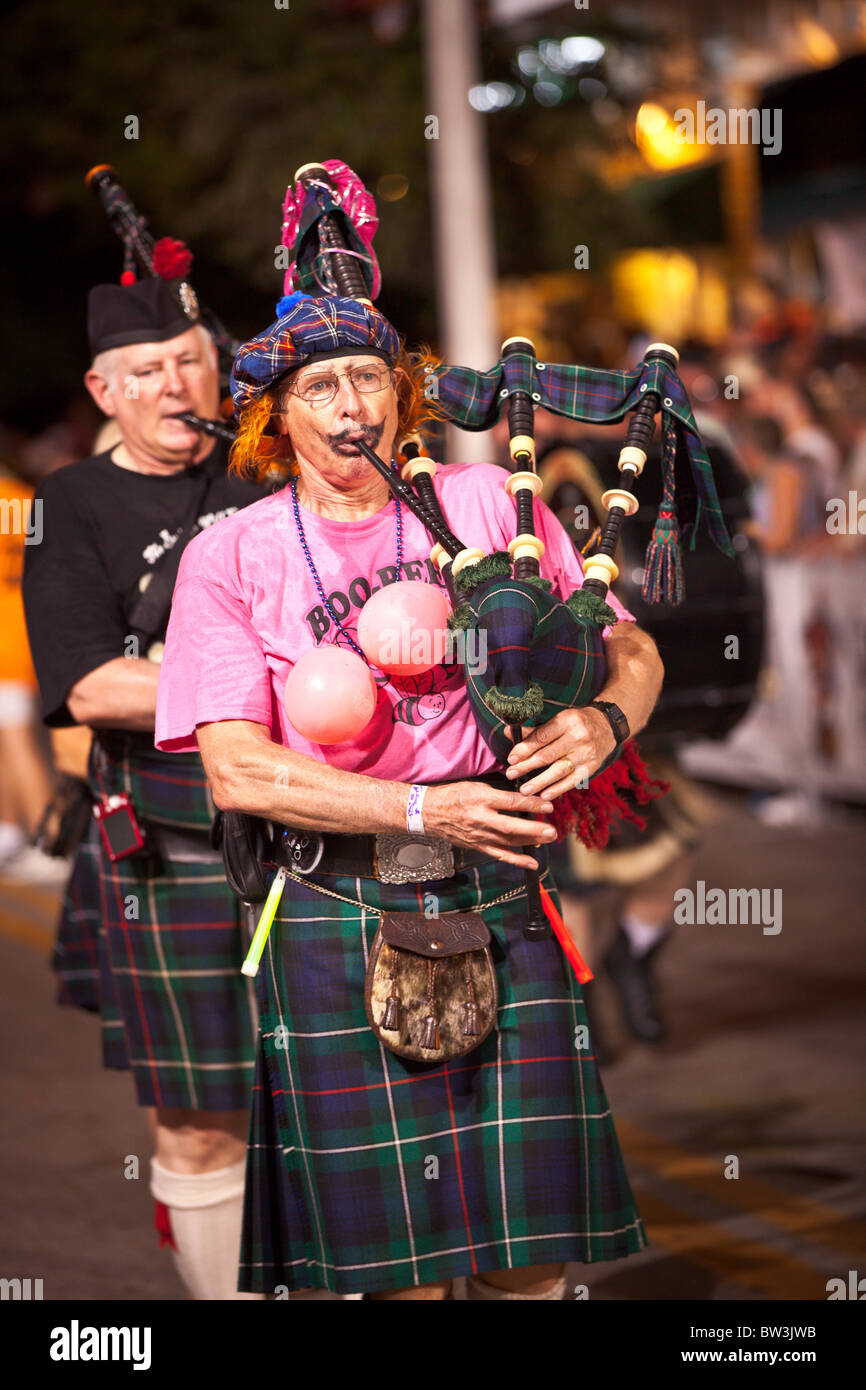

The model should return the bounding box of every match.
[328,422,384,448]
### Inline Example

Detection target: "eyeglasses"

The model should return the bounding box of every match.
[281,363,394,409]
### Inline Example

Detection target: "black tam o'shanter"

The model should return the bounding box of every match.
[87,277,200,356]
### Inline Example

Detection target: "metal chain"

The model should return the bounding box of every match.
[275,866,535,917]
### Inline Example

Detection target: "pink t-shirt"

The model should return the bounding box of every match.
[155,461,634,781]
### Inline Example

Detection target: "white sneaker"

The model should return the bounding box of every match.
[1,844,71,884]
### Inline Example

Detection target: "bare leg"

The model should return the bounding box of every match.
[373,1263,566,1300]
[368,1279,452,1301]
[472,1263,565,1295]
[148,1106,248,1172]
[147,1107,260,1300]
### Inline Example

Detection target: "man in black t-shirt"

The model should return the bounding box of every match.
[23,278,270,1301]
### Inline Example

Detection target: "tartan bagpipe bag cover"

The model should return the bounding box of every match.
[448,555,614,767]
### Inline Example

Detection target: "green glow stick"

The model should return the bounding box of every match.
[241,867,288,977]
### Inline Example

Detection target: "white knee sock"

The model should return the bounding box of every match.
[620,913,668,957]
[150,1157,264,1301]
[466,1274,568,1300]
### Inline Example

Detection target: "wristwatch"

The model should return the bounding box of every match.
[591,699,630,746]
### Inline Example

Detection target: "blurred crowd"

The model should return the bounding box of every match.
[679,301,866,562]
[0,402,105,881]
[525,277,866,562]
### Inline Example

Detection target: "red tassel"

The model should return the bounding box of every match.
[154,1199,177,1252]
[540,741,669,851]
[539,885,594,984]
[120,270,136,286]
[152,236,193,280]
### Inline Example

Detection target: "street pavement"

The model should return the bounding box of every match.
[0,792,864,1301]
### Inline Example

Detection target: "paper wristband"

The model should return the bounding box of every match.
[406,784,428,834]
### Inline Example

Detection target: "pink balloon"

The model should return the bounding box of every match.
[357,581,451,676]
[284,647,377,744]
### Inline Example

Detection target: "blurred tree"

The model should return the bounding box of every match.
[2,0,668,427]
[2,0,433,423]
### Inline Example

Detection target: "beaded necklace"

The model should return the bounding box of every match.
[290,465,403,663]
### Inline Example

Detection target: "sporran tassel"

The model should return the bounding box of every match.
[462,955,480,1036]
[420,958,440,1050]
[380,946,402,1031]
[382,996,401,1031]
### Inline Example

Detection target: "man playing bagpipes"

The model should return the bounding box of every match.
[22,265,271,1300]
[147,161,726,1298]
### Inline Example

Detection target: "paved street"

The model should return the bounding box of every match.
[1,791,864,1301]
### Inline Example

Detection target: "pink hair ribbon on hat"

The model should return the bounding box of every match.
[280,159,381,300]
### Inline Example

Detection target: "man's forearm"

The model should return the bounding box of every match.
[597,623,664,736]
[67,657,160,730]
[205,726,410,836]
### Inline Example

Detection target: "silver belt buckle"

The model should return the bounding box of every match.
[374,833,455,884]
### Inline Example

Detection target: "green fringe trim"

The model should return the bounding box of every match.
[565,589,618,628]
[447,604,474,632]
[484,681,545,722]
[453,551,512,597]
[521,575,554,595]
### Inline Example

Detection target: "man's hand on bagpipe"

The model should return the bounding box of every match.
[503,707,617,799]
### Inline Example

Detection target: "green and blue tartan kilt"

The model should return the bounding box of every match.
[238,852,647,1295]
[71,732,259,1111]
[53,817,129,1070]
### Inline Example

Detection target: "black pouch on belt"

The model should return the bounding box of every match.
[364,911,498,1063]
[210,811,274,903]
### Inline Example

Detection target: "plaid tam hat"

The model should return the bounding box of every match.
[230,291,401,414]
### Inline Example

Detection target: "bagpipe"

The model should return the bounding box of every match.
[278,161,735,946]
[85,162,238,440]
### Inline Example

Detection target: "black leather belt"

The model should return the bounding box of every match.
[270,829,491,879]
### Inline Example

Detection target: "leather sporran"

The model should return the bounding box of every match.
[364,911,498,1063]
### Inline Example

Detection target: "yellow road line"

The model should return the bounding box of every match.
[618,1119,866,1261]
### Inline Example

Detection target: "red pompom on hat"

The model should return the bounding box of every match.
[152,237,193,281]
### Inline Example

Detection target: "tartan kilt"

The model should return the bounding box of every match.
[71,731,259,1111]
[239,852,647,1295]
[52,816,130,1070]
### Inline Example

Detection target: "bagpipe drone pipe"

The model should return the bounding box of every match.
[85,162,240,439]
[283,162,737,944]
